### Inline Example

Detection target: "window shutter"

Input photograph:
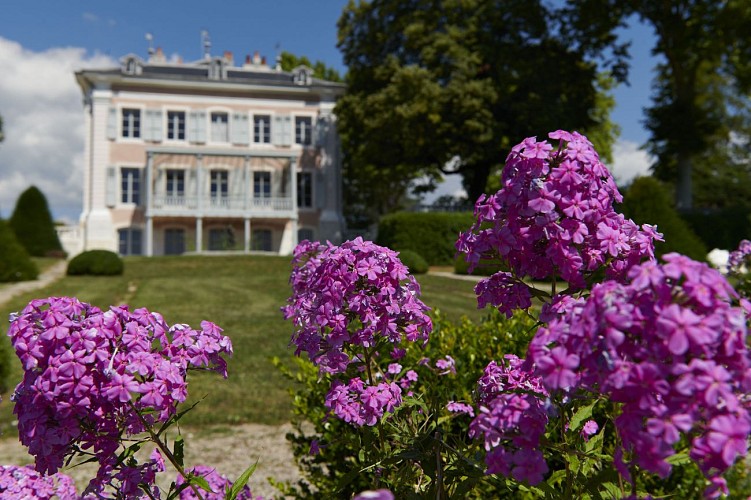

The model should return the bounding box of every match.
[107,108,117,140]
[196,111,207,143]
[148,109,163,142]
[315,171,325,209]
[231,113,249,145]
[272,116,282,145]
[282,115,292,146]
[273,115,292,146]
[313,118,325,147]
[188,111,206,143]
[106,166,117,207]
[187,112,197,142]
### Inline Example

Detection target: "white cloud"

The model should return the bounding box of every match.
[610,139,653,186]
[82,12,99,23]
[0,38,115,222]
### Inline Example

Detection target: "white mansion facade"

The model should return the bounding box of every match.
[75,49,346,256]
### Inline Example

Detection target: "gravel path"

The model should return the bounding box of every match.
[0,423,301,498]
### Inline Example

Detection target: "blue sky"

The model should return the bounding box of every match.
[0,1,659,221]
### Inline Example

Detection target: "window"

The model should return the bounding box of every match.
[164,228,185,255]
[254,171,271,198]
[295,117,313,145]
[122,109,141,138]
[298,228,314,243]
[118,228,142,255]
[297,172,313,208]
[252,229,272,251]
[121,168,141,204]
[167,111,186,140]
[211,112,229,142]
[166,169,185,197]
[208,227,235,251]
[254,115,271,143]
[210,170,228,203]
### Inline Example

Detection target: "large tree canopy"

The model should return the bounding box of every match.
[567,0,751,210]
[336,0,624,222]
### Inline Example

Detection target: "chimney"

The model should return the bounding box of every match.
[253,51,261,65]
[261,56,267,66]
[151,47,166,63]
[223,51,234,65]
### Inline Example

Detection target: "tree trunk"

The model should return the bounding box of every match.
[464,162,493,206]
[675,152,693,210]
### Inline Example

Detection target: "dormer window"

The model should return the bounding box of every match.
[292,66,313,86]
[208,58,226,80]
[121,55,143,76]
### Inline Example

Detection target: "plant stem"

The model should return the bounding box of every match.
[130,404,204,500]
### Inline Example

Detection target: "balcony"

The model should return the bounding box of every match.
[149,194,294,217]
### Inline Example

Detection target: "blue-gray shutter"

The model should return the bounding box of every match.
[231,113,249,145]
[106,166,117,207]
[315,171,325,209]
[107,108,117,140]
[273,115,292,146]
[188,111,207,143]
[145,109,163,142]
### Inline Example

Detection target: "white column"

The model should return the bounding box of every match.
[145,152,154,256]
[196,154,204,213]
[244,218,251,253]
[196,217,203,253]
[243,156,250,211]
[288,155,298,214]
[146,216,153,256]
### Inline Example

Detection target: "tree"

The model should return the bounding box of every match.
[0,113,4,143]
[278,51,343,82]
[335,0,625,223]
[9,186,64,257]
[567,0,751,210]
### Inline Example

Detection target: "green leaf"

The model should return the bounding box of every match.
[569,400,597,432]
[225,460,258,500]
[173,435,185,468]
[189,474,212,493]
[666,451,691,466]
[584,427,605,454]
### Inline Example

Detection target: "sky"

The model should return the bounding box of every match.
[0,1,658,222]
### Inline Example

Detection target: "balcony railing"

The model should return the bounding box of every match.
[150,195,293,212]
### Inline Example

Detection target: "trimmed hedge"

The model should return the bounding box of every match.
[9,186,64,257]
[398,249,429,274]
[0,219,38,282]
[67,250,124,276]
[618,176,707,261]
[376,212,475,266]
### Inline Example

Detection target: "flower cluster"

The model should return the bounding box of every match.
[7,296,233,494]
[176,465,257,499]
[468,355,550,485]
[325,379,403,426]
[456,131,661,316]
[0,465,77,499]
[728,239,751,273]
[526,254,751,496]
[283,238,432,374]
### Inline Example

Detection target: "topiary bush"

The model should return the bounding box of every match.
[67,250,124,276]
[377,212,475,266]
[619,176,708,261]
[0,219,38,282]
[9,186,64,257]
[397,249,429,274]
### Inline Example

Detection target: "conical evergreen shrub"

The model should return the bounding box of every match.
[9,186,63,257]
[619,176,708,261]
[0,219,38,282]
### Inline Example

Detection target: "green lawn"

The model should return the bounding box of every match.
[0,255,484,438]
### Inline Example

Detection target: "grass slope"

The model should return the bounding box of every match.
[0,255,484,437]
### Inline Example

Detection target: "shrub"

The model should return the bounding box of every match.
[619,176,708,261]
[397,249,429,274]
[9,186,64,257]
[377,212,475,266]
[67,249,124,276]
[681,206,751,251]
[0,219,38,283]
